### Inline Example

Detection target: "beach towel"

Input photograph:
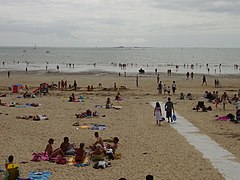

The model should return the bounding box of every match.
[15,105,27,108]
[31,152,50,162]
[216,116,230,121]
[68,157,90,167]
[28,172,52,180]
[91,124,106,131]
[112,106,122,110]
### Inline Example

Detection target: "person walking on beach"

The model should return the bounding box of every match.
[73,80,77,91]
[158,81,162,94]
[202,75,207,85]
[186,72,189,79]
[7,71,10,78]
[157,74,159,84]
[136,76,138,87]
[172,81,176,94]
[154,102,163,126]
[221,92,229,110]
[165,97,174,123]
[191,72,194,79]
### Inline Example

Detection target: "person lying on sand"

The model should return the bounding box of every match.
[0,99,6,106]
[16,115,33,120]
[45,138,64,159]
[33,115,48,120]
[60,137,76,155]
[75,143,87,163]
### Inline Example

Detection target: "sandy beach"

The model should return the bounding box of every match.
[0,70,239,180]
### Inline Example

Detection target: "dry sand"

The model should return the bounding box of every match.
[0,70,239,180]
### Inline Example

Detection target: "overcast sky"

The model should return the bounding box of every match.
[0,0,240,47]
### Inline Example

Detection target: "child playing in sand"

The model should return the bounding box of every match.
[75,143,87,163]
[45,138,64,159]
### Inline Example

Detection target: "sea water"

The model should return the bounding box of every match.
[0,47,239,75]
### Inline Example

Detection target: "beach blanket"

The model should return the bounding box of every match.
[68,157,90,167]
[216,116,230,121]
[75,124,106,130]
[112,106,122,110]
[31,152,50,162]
[91,124,106,131]
[28,172,52,180]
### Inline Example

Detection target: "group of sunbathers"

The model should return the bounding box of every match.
[44,132,119,163]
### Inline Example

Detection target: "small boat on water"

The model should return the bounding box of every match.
[22,50,26,52]
[46,51,50,53]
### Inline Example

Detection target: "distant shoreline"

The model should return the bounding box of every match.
[0,69,239,79]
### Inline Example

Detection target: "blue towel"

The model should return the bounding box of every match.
[28,172,52,180]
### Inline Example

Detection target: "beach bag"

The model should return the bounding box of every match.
[172,114,177,121]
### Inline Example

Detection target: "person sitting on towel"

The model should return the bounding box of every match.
[45,138,64,159]
[106,137,119,154]
[75,143,87,163]
[115,92,123,101]
[93,132,104,149]
[60,137,76,155]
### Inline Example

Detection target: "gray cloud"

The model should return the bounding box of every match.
[149,0,240,14]
[0,0,239,47]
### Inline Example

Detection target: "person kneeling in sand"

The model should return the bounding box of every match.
[45,138,64,159]
[60,137,76,155]
[75,143,87,163]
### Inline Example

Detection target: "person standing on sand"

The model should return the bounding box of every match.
[191,72,194,79]
[158,81,162,94]
[73,80,77,91]
[221,92,229,110]
[7,71,10,78]
[202,75,207,85]
[186,72,189,79]
[157,74,159,84]
[136,76,138,87]
[154,102,163,126]
[165,97,174,123]
[172,81,176,94]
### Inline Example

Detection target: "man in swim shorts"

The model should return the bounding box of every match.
[165,97,174,123]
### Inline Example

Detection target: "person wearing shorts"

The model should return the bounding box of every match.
[165,97,174,123]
